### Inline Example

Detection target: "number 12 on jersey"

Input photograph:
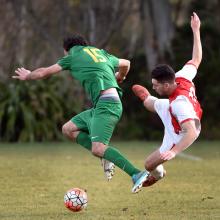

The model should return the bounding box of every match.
[83,48,107,63]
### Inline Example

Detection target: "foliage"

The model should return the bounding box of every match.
[1,0,220,141]
[0,76,82,142]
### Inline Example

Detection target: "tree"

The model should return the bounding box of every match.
[140,0,174,71]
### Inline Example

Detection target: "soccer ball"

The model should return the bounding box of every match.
[64,188,88,212]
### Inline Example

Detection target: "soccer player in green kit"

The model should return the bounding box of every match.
[13,34,149,193]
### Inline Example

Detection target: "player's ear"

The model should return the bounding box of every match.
[64,49,68,55]
[163,82,170,89]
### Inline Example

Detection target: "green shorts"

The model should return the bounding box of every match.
[71,98,122,145]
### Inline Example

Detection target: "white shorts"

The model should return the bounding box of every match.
[154,99,201,153]
[154,99,186,153]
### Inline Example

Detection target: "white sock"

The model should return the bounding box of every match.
[150,164,164,180]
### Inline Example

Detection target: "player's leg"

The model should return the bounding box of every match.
[62,120,80,141]
[91,98,140,177]
[142,149,166,187]
[142,99,174,187]
[62,109,93,151]
[134,98,171,187]
[92,140,149,190]
[132,84,158,113]
[91,98,149,191]
[145,149,165,171]
[63,109,117,181]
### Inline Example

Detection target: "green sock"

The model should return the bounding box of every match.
[103,146,140,177]
[76,131,92,151]
[76,135,140,176]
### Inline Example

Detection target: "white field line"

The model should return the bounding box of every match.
[177,152,202,161]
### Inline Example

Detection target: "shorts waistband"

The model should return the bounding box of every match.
[99,94,120,101]
[100,93,119,98]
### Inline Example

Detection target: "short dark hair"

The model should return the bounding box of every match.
[63,34,88,51]
[151,64,175,83]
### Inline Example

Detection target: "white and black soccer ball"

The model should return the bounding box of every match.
[64,188,88,212]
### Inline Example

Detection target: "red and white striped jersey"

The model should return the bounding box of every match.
[169,62,202,134]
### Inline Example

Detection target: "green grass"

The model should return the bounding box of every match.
[0,141,219,220]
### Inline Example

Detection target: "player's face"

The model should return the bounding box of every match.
[152,79,169,96]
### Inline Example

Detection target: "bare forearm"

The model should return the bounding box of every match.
[172,131,197,155]
[13,64,62,81]
[192,30,202,66]
[118,65,130,78]
[119,59,130,77]
[26,68,48,80]
[160,119,199,161]
[190,12,202,67]
[115,59,130,83]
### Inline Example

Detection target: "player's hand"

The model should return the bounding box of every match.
[160,150,176,161]
[13,67,31,80]
[115,72,126,84]
[191,12,200,32]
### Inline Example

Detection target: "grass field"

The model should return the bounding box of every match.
[0,141,219,220]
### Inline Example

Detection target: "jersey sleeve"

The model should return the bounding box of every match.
[57,55,72,70]
[175,62,197,82]
[101,50,119,68]
[171,96,195,124]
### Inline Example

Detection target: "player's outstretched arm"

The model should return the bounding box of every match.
[188,12,202,68]
[115,59,130,83]
[160,120,198,161]
[13,64,62,81]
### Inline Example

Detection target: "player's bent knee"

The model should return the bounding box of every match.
[145,159,162,172]
[151,164,165,179]
[145,162,152,172]
[91,143,106,157]
[72,131,79,140]
[62,124,69,136]
[145,160,155,171]
[62,123,78,140]
[91,147,102,157]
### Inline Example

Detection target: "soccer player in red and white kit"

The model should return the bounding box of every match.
[132,12,202,187]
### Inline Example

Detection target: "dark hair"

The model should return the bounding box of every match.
[63,34,88,51]
[151,64,175,83]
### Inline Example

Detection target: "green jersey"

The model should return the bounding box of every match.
[57,46,122,105]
